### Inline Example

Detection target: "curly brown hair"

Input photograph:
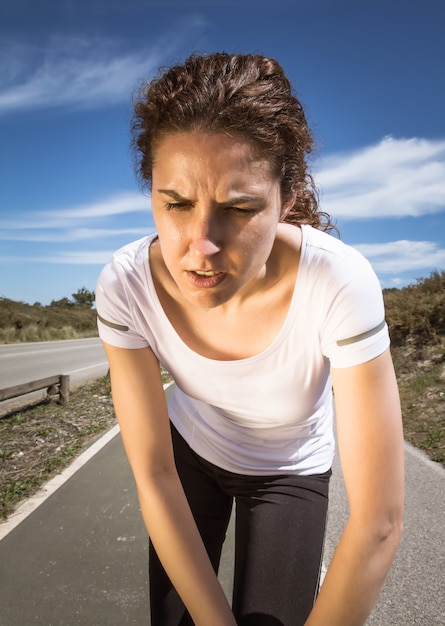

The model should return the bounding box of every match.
[132,52,334,231]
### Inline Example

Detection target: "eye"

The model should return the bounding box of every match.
[164,202,192,211]
[229,207,258,216]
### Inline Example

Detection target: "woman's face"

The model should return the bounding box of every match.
[151,131,292,310]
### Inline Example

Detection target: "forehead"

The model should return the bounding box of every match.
[153,129,264,155]
[152,131,277,190]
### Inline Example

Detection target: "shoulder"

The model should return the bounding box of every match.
[303,224,362,262]
[274,222,302,267]
[97,235,155,291]
[300,227,389,366]
[96,236,157,349]
[110,235,155,271]
[273,223,377,295]
[276,223,364,267]
[300,225,376,288]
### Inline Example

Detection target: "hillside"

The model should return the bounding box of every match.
[0,288,97,343]
[383,270,445,463]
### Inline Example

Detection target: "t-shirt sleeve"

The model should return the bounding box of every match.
[320,248,390,369]
[95,259,150,349]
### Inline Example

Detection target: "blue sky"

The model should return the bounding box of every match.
[1,0,444,305]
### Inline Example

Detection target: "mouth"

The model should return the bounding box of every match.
[192,270,222,277]
[187,270,227,288]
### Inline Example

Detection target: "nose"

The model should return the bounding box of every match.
[188,210,222,259]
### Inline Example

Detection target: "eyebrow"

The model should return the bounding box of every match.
[157,189,189,202]
[157,189,265,207]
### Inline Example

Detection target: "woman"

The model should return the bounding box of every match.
[96,52,404,625]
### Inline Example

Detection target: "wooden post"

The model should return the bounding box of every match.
[59,374,70,405]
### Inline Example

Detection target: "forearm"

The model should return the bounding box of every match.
[138,471,236,626]
[305,518,402,625]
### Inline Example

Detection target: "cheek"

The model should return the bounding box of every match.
[159,236,184,267]
[155,214,187,249]
[239,219,277,254]
[155,223,181,264]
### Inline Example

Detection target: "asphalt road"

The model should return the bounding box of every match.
[0,338,108,414]
[0,429,443,624]
[324,443,445,625]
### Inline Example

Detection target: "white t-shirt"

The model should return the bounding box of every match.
[96,224,390,476]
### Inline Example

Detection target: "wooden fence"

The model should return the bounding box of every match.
[0,374,70,408]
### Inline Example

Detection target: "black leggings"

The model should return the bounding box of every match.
[149,425,331,626]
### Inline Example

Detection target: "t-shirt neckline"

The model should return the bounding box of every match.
[143,226,308,364]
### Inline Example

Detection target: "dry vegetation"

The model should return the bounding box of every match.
[0,290,97,343]
[0,378,116,520]
[0,271,444,520]
[384,271,445,465]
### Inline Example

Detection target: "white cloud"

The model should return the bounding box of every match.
[0,39,157,112]
[0,227,151,242]
[0,192,151,232]
[40,251,115,265]
[354,240,445,274]
[0,16,205,113]
[43,192,151,220]
[0,191,155,250]
[317,136,445,219]
[0,251,114,265]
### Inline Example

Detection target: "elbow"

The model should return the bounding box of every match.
[381,516,404,550]
[385,498,404,543]
[351,505,404,558]
[392,511,404,546]
[393,505,404,542]
[371,508,404,557]
[377,517,404,574]
[136,465,182,501]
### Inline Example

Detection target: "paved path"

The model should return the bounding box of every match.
[0,429,443,625]
[324,444,444,626]
[0,428,234,626]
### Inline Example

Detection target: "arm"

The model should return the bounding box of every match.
[305,348,404,625]
[103,342,236,626]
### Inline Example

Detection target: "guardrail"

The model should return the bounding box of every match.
[0,374,70,408]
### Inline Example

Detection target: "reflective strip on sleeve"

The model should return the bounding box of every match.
[97,313,129,332]
[336,319,386,347]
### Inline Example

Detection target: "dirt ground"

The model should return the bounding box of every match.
[391,341,445,465]
[0,377,116,520]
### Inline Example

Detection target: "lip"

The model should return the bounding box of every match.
[186,270,227,288]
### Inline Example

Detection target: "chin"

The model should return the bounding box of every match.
[183,288,233,310]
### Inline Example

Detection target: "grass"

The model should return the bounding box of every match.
[394,348,445,464]
[0,369,173,521]
[0,324,98,343]
[0,377,116,520]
